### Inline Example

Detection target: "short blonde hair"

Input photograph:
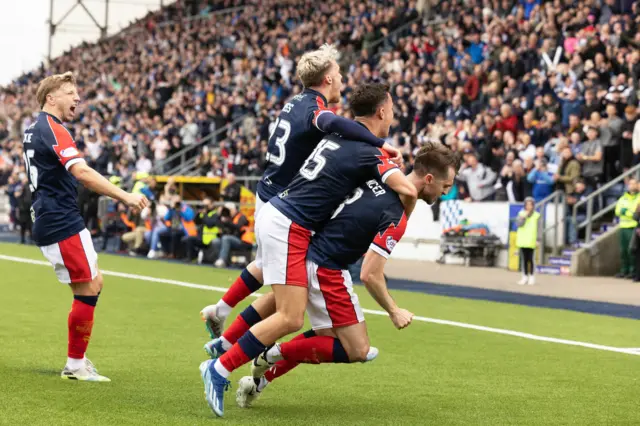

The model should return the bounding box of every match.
[296,44,339,88]
[36,72,76,108]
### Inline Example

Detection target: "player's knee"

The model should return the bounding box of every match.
[281,313,305,334]
[348,343,370,363]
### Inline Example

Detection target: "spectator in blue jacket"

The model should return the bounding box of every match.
[558,89,584,129]
[527,158,555,201]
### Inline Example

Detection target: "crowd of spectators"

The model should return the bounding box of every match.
[4,0,640,253]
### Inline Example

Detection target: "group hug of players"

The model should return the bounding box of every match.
[24,44,459,418]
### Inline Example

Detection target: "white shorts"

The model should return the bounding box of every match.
[40,228,98,284]
[306,259,365,330]
[254,194,267,220]
[254,202,311,287]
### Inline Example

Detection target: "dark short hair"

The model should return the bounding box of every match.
[413,142,462,179]
[349,83,390,117]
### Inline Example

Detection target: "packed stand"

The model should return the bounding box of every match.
[340,0,640,220]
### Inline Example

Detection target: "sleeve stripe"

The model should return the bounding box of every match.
[313,109,334,131]
[64,158,85,171]
[369,243,390,258]
[380,167,400,184]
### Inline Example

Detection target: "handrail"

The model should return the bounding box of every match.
[572,163,640,242]
[150,113,250,175]
[370,17,446,59]
[535,190,564,264]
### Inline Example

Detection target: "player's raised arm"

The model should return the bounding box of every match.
[313,111,402,163]
[69,162,148,210]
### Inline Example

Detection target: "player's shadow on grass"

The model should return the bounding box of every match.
[33,367,60,376]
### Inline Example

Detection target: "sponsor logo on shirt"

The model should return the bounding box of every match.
[386,236,396,252]
[60,148,79,158]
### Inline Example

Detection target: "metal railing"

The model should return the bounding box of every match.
[370,17,446,60]
[572,163,640,242]
[149,113,250,176]
[536,190,564,265]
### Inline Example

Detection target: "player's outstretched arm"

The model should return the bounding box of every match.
[314,112,402,163]
[69,162,149,210]
[360,249,414,330]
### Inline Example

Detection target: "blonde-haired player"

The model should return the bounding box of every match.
[25,72,148,381]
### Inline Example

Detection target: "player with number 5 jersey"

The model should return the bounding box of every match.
[23,72,148,383]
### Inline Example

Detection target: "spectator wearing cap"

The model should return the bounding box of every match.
[527,157,555,202]
[457,152,497,202]
[578,126,604,191]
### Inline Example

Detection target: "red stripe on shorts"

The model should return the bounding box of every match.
[285,222,311,286]
[58,233,92,283]
[316,267,359,328]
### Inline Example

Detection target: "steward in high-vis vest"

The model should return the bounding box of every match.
[516,196,540,286]
[211,202,254,268]
[183,197,220,263]
[615,178,640,278]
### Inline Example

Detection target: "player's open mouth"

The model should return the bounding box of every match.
[70,106,76,114]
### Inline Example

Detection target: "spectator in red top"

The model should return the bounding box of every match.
[493,104,519,135]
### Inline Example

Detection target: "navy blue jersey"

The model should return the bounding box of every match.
[269,130,399,231]
[23,112,86,246]
[257,88,330,202]
[307,179,408,270]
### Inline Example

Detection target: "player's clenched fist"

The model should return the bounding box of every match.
[125,193,149,210]
[389,307,414,329]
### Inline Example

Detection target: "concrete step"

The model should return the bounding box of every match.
[548,256,572,267]
[591,232,603,240]
[536,264,571,276]
[562,249,576,257]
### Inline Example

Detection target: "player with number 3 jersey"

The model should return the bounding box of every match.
[23,72,148,382]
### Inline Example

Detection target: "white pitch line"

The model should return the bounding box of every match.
[1,253,639,357]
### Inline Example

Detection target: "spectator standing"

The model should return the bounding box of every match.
[516,197,540,286]
[554,146,581,193]
[578,126,604,191]
[614,178,640,279]
[527,158,555,202]
[566,178,589,245]
[620,106,637,170]
[458,153,497,201]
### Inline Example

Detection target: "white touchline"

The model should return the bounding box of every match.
[1,253,639,357]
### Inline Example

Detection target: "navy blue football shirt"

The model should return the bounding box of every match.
[256,88,384,203]
[269,128,399,232]
[23,112,86,246]
[307,179,408,270]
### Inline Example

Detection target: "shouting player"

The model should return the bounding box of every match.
[200,44,401,337]
[200,83,417,417]
[235,143,459,404]
[24,72,148,381]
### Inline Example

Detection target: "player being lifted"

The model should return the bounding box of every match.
[24,72,148,381]
[201,83,418,417]
[200,44,401,337]
[233,143,459,405]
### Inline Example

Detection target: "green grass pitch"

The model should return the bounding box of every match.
[0,242,639,425]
